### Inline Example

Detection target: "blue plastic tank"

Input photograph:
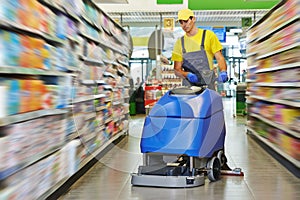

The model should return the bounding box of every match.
[140,87,226,158]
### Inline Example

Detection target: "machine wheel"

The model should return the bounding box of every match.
[217,150,226,167]
[207,156,221,181]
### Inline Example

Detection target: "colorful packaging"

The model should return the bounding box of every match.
[20,79,30,113]
[6,79,20,115]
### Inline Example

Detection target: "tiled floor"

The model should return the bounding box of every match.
[59,98,300,200]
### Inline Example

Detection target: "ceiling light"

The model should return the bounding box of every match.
[230,28,243,33]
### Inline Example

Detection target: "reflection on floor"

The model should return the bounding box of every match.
[59,98,300,200]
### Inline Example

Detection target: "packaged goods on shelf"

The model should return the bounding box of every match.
[256,68,300,83]
[0,139,82,200]
[248,117,300,161]
[0,115,65,172]
[0,0,131,198]
[246,0,299,176]
[144,85,162,108]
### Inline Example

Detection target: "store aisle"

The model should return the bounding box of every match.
[59,98,300,200]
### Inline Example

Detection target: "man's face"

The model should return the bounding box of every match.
[179,16,194,33]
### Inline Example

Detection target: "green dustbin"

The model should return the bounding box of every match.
[130,102,136,115]
[236,83,247,116]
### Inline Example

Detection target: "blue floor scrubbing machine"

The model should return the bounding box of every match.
[131,86,228,187]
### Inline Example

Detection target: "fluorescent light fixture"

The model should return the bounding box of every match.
[230,28,243,33]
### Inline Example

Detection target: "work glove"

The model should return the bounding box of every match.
[187,72,199,83]
[218,71,228,83]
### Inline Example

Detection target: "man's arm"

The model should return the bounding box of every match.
[214,50,227,71]
[174,61,189,78]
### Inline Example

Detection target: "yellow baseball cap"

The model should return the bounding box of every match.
[177,8,194,21]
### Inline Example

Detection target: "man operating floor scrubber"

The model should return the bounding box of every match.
[131,9,243,188]
[171,8,232,170]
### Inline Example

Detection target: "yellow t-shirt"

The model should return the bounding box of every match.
[171,29,223,70]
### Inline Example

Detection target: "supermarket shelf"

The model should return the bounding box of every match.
[247,65,258,69]
[247,127,300,168]
[246,99,253,104]
[112,101,122,106]
[247,0,286,30]
[79,55,105,66]
[114,34,127,45]
[78,32,100,45]
[38,130,126,200]
[0,19,63,46]
[81,133,97,143]
[99,24,112,36]
[256,15,300,42]
[62,7,81,22]
[105,117,113,124]
[103,72,116,79]
[247,37,257,44]
[117,59,129,67]
[112,61,120,66]
[124,84,131,88]
[103,85,113,90]
[78,130,126,170]
[98,41,127,56]
[96,80,106,85]
[105,98,112,102]
[246,79,256,83]
[66,35,80,44]
[251,95,300,107]
[256,42,300,60]
[0,109,68,127]
[254,82,300,87]
[38,0,80,22]
[113,116,122,122]
[72,95,95,104]
[96,105,107,111]
[0,144,63,181]
[255,62,300,73]
[85,113,96,121]
[88,0,125,32]
[38,177,69,200]
[66,65,81,72]
[81,80,96,85]
[94,94,106,99]
[39,0,65,15]
[97,125,105,130]
[245,91,252,96]
[0,66,70,76]
[78,32,126,56]
[66,132,79,142]
[246,52,257,58]
[250,113,300,138]
[103,59,113,64]
[80,14,102,32]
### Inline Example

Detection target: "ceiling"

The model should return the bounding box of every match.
[106,9,269,27]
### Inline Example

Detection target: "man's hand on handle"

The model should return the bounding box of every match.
[187,72,199,83]
[218,71,228,83]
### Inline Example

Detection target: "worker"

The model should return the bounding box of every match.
[171,8,228,90]
[171,8,231,170]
